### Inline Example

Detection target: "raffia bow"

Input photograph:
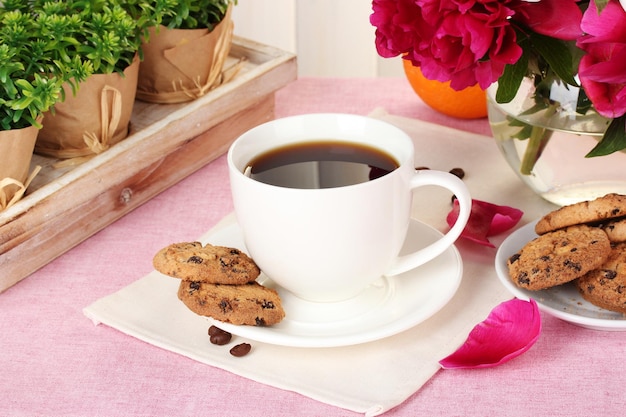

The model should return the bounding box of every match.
[54,85,122,168]
[0,165,42,211]
[83,85,122,154]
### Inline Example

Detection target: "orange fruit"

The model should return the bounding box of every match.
[402,59,487,119]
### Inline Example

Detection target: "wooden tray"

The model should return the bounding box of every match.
[0,37,297,293]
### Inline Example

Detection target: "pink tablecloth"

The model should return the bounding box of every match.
[1,77,624,417]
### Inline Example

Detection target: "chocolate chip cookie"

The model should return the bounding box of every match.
[575,243,626,314]
[600,218,626,243]
[507,225,611,290]
[177,280,285,326]
[535,193,626,235]
[153,242,260,284]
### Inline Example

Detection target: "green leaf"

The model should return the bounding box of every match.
[586,116,626,157]
[496,51,528,103]
[594,0,610,13]
[529,33,577,86]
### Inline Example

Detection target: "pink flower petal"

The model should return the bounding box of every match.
[447,199,524,247]
[512,0,583,40]
[579,0,626,44]
[439,298,541,369]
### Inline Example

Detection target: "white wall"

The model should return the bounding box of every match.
[231,0,403,77]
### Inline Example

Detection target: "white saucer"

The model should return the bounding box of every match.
[495,221,626,331]
[204,219,463,347]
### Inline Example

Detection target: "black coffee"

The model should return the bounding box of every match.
[246,140,399,189]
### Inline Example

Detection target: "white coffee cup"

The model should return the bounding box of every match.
[228,113,471,302]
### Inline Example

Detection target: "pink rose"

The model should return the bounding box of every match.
[577,0,626,118]
[371,0,522,90]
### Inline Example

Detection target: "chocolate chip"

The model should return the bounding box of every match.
[208,326,232,345]
[219,299,233,313]
[189,281,201,293]
[564,259,582,272]
[230,343,251,357]
[509,253,521,264]
[449,167,465,179]
[517,272,529,285]
[187,256,203,264]
[415,166,430,170]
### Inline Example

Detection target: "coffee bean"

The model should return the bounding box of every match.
[449,167,465,179]
[415,166,430,170]
[208,325,232,345]
[210,332,232,346]
[208,325,224,336]
[230,343,252,357]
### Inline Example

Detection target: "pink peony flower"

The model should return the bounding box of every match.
[511,0,583,40]
[577,0,626,119]
[446,199,524,247]
[439,298,541,369]
[371,0,626,157]
[371,0,523,90]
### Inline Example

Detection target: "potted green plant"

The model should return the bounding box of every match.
[28,0,143,161]
[125,0,238,104]
[0,3,92,210]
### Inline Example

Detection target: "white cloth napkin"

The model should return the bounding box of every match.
[84,110,555,416]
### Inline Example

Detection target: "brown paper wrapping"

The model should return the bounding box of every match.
[0,124,40,211]
[136,5,234,104]
[35,56,140,159]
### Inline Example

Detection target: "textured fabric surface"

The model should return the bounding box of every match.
[1,78,625,417]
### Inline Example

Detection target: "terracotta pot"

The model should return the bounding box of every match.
[0,124,39,210]
[136,5,234,103]
[36,56,140,159]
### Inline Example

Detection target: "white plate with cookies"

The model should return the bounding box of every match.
[495,220,626,331]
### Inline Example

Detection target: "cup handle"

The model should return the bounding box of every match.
[385,170,471,276]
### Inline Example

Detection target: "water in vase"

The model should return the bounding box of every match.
[489,102,626,206]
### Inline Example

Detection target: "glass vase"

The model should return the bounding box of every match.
[487,76,626,206]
